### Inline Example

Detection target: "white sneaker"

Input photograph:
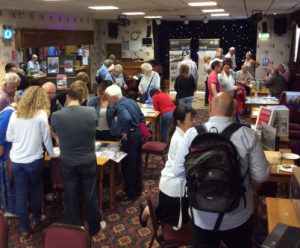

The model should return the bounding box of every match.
[100,220,106,231]
[4,212,18,218]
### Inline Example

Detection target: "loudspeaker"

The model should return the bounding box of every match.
[262,21,268,33]
[108,22,118,38]
[146,25,151,38]
[274,17,287,35]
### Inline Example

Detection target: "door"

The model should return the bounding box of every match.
[106,43,122,60]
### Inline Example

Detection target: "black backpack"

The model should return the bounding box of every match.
[184,123,249,230]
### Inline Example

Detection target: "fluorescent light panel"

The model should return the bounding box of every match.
[188,2,217,6]
[88,6,119,10]
[145,16,162,19]
[202,8,224,13]
[123,12,145,15]
[210,13,229,16]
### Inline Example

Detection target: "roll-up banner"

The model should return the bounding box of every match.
[169,39,191,90]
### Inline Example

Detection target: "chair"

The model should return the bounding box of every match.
[145,190,192,248]
[142,141,167,168]
[0,212,8,248]
[44,223,90,248]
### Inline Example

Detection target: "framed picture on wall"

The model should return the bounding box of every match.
[47,57,59,74]
[64,59,74,74]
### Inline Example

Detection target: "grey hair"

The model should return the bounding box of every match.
[105,84,123,99]
[2,72,21,86]
[141,63,153,72]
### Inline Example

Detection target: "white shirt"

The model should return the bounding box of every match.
[139,71,161,93]
[6,110,54,163]
[178,59,198,83]
[173,116,269,230]
[159,126,186,197]
[218,71,236,97]
[225,52,236,68]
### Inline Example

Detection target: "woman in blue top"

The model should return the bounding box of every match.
[0,90,23,216]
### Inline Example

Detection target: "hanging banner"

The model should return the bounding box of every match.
[198,38,220,85]
[169,39,191,90]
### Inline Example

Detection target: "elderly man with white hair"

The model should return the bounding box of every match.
[106,84,145,201]
[0,72,21,111]
[27,54,41,74]
[139,63,161,104]
[225,47,237,70]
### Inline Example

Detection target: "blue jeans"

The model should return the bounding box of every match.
[11,158,43,233]
[178,96,194,107]
[60,159,100,236]
[160,111,174,142]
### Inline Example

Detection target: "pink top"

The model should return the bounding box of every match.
[208,71,222,103]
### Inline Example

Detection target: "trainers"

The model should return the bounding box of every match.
[32,214,47,229]
[91,221,107,243]
[4,212,18,218]
[100,220,106,231]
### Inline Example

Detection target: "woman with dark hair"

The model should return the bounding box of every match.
[149,88,176,142]
[88,80,115,140]
[139,105,196,228]
[174,63,196,106]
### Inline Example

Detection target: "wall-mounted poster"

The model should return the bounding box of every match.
[57,74,67,88]
[169,39,191,90]
[47,57,59,74]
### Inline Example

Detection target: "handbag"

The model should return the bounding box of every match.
[139,74,154,103]
[139,122,150,139]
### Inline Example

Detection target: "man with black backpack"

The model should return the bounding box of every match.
[173,92,270,248]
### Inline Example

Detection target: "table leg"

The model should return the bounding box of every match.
[151,119,156,141]
[98,167,103,211]
[109,161,116,208]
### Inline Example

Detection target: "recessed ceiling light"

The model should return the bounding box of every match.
[88,6,119,10]
[202,8,224,13]
[188,2,217,7]
[273,12,277,15]
[43,0,70,2]
[210,13,229,16]
[145,16,162,19]
[122,12,145,15]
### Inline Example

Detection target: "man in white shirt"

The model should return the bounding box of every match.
[225,47,237,70]
[173,92,269,248]
[178,51,198,83]
[27,54,41,75]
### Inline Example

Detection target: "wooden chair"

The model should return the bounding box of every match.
[142,141,167,168]
[145,190,192,248]
[44,223,90,248]
[0,212,8,248]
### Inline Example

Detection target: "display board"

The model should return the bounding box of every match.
[169,39,191,90]
[47,54,76,87]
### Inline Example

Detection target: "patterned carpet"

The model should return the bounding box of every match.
[7,108,270,248]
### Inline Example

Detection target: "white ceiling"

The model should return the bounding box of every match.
[0,0,299,20]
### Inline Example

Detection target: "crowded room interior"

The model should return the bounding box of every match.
[0,0,300,247]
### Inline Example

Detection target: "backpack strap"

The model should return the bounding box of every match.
[195,124,207,135]
[221,122,242,139]
[214,213,224,231]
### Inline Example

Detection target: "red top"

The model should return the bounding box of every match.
[152,92,176,114]
[208,71,222,103]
